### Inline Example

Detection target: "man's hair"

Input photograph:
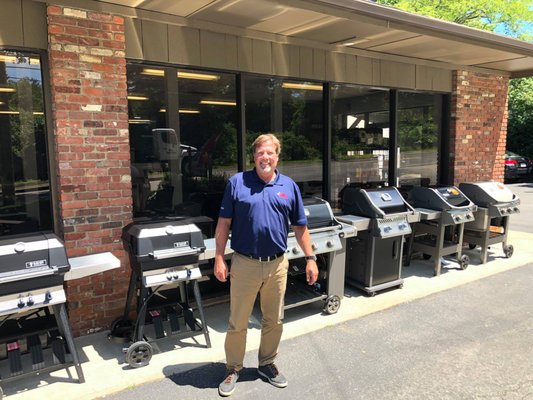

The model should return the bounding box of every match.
[252,133,281,155]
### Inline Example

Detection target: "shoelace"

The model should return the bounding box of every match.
[268,364,279,376]
[224,371,237,383]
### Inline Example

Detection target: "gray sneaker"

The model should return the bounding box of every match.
[257,363,288,388]
[218,369,239,397]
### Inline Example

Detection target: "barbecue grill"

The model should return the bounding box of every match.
[459,182,519,263]
[0,233,84,397]
[338,186,417,296]
[405,186,476,275]
[284,197,356,315]
[109,218,211,368]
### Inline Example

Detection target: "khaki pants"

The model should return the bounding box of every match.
[224,252,289,371]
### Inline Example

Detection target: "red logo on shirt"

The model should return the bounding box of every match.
[277,192,288,199]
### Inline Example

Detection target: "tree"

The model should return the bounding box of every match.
[377,0,533,158]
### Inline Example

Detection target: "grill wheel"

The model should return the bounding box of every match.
[125,341,153,368]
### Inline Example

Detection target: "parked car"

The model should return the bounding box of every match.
[504,151,533,181]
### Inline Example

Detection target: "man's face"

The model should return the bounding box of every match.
[254,139,278,180]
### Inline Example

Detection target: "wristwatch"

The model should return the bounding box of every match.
[305,255,317,261]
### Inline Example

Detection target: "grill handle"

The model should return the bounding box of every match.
[392,239,399,260]
[149,247,203,260]
[0,266,59,284]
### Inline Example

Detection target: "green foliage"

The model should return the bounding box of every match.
[507,77,533,158]
[376,0,533,37]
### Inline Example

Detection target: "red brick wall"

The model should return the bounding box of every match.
[47,5,132,336]
[449,70,509,184]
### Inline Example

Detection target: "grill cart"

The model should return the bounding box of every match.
[405,186,476,275]
[459,182,520,264]
[338,186,417,296]
[110,218,211,368]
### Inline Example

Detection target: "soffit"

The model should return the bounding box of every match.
[95,0,533,77]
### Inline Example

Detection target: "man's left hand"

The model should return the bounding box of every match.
[306,260,319,285]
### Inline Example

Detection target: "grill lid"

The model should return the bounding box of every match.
[302,196,337,230]
[458,182,517,206]
[122,218,206,258]
[342,186,414,218]
[409,186,474,211]
[0,233,69,283]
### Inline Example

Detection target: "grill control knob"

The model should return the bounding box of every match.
[166,272,173,281]
[45,291,53,302]
[454,216,461,222]
[27,296,34,307]
[312,243,318,250]
[507,208,513,214]
[17,297,25,308]
[383,226,392,233]
[514,207,519,212]
[292,247,300,254]
[326,240,334,248]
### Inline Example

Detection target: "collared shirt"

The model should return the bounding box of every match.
[219,168,307,257]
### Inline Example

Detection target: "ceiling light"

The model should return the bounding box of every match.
[282,82,323,91]
[0,87,16,93]
[200,100,236,106]
[127,95,149,101]
[128,119,152,124]
[159,108,200,114]
[178,71,219,81]
[141,68,165,76]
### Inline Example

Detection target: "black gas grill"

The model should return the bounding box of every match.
[0,233,84,395]
[284,197,356,315]
[338,187,416,296]
[405,186,476,275]
[110,218,211,368]
[459,182,519,263]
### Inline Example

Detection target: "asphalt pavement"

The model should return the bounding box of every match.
[98,263,533,400]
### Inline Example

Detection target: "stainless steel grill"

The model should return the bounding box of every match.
[0,233,84,395]
[284,197,356,315]
[109,218,211,368]
[338,186,417,296]
[405,186,476,275]
[459,182,520,263]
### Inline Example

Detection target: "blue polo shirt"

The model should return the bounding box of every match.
[219,169,307,257]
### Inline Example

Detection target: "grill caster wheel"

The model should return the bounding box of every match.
[323,295,341,314]
[468,243,477,250]
[459,254,469,270]
[125,341,153,368]
[503,244,514,258]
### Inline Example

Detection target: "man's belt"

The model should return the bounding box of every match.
[237,251,285,262]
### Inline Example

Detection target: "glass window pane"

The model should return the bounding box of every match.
[397,92,442,188]
[331,84,390,210]
[244,77,324,197]
[127,65,237,223]
[0,51,51,237]
[178,68,238,222]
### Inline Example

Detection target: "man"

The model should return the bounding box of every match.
[214,133,319,397]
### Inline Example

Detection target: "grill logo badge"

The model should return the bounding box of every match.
[173,241,189,248]
[26,259,48,269]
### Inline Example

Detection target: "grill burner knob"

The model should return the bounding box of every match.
[14,242,26,254]
[27,296,34,306]
[454,216,461,222]
[45,291,53,302]
[17,297,25,308]
[383,226,392,233]
[514,207,519,212]
[166,273,173,281]
[165,226,175,235]
[507,208,513,213]
[326,240,334,248]
[312,243,318,250]
[292,247,300,255]
[398,223,408,230]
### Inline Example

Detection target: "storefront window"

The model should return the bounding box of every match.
[127,64,237,222]
[244,77,324,197]
[331,84,390,209]
[397,91,442,188]
[0,51,51,237]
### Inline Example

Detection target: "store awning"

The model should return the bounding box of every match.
[102,0,533,77]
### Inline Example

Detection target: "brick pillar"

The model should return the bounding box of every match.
[449,70,509,184]
[47,5,132,336]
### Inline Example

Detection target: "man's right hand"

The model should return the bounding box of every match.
[214,259,229,282]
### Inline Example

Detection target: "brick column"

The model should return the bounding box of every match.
[47,5,132,335]
[449,70,509,184]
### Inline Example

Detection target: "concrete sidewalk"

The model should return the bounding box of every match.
[5,230,533,400]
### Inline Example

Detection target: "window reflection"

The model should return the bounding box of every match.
[244,77,324,197]
[397,92,442,188]
[127,65,237,222]
[0,51,50,237]
[331,84,390,210]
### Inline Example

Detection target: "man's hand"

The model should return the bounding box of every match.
[214,259,229,282]
[305,260,319,285]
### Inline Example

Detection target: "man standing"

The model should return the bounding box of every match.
[214,133,319,397]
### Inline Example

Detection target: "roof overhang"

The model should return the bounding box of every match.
[61,0,533,78]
